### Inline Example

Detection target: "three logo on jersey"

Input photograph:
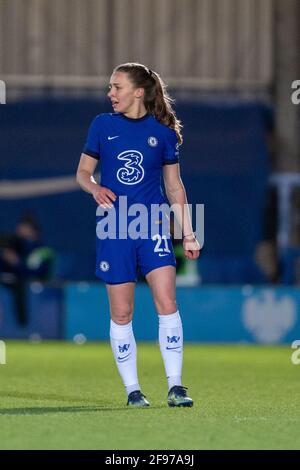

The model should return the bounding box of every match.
[117,150,144,185]
[108,136,158,186]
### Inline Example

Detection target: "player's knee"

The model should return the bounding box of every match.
[155,299,177,315]
[111,307,133,325]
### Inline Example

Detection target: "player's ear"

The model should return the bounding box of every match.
[135,87,144,99]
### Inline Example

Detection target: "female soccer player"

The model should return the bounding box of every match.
[76,63,200,407]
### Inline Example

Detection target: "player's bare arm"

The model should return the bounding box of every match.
[163,163,200,259]
[76,153,116,208]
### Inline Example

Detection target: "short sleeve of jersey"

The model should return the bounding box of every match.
[163,128,179,165]
[83,115,101,160]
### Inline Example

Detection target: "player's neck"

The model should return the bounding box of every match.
[123,104,148,120]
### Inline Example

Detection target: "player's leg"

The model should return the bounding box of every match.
[107,282,149,407]
[145,265,182,385]
[145,265,193,407]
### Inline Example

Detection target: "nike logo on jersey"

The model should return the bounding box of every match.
[158,253,169,257]
[108,135,119,140]
[166,346,181,350]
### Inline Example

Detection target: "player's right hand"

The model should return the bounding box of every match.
[92,185,117,208]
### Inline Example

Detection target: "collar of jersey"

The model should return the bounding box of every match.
[119,112,151,122]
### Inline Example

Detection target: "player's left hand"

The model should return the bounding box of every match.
[183,235,200,259]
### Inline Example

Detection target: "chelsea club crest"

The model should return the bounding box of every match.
[148,136,158,147]
[100,261,110,272]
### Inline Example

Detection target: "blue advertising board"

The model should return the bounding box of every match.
[64,284,300,344]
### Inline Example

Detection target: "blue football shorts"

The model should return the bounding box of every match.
[95,234,176,284]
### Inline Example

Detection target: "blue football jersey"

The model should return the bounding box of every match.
[83,113,179,209]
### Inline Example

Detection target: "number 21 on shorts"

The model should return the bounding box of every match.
[152,234,171,256]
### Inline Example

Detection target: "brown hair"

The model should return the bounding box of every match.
[114,62,183,144]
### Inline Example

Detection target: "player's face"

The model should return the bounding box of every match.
[107,72,142,114]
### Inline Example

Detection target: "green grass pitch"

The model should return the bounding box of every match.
[0,341,299,449]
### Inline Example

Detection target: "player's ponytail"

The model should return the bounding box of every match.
[114,63,183,145]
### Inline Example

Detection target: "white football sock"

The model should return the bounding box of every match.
[158,310,183,390]
[110,320,140,396]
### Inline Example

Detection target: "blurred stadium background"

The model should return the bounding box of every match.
[1,0,300,451]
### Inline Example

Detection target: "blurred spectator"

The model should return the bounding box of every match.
[254,240,279,283]
[0,214,56,325]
